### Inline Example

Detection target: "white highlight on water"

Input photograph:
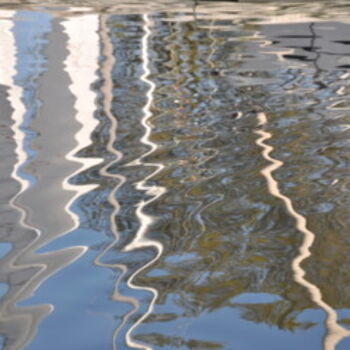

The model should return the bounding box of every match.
[255,111,350,350]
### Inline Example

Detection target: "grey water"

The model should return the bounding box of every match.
[1,1,350,349]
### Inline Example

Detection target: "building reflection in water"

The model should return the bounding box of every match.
[0,9,107,350]
[0,3,350,350]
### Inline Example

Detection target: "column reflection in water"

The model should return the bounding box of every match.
[118,7,350,350]
[0,9,85,350]
[94,13,149,350]
[24,10,118,350]
[1,3,350,350]
[123,14,164,350]
[0,10,44,349]
[255,112,350,350]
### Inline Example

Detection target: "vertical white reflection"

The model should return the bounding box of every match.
[0,10,88,350]
[123,14,165,350]
[0,10,29,207]
[62,13,103,229]
[0,11,48,350]
[93,15,139,350]
[255,112,350,350]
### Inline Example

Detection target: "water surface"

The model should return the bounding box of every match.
[1,1,350,350]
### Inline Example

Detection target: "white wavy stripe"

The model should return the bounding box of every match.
[62,13,103,230]
[0,10,29,198]
[0,11,87,350]
[255,112,350,350]
[92,15,140,350]
[123,14,165,350]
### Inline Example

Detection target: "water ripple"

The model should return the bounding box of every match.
[122,14,165,350]
[255,112,350,350]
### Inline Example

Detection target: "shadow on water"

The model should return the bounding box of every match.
[1,1,350,350]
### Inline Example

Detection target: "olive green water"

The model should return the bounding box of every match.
[1,1,350,350]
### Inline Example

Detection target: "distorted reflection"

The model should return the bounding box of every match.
[255,112,350,350]
[0,9,87,350]
[0,2,350,350]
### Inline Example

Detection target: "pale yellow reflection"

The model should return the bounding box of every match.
[255,112,350,350]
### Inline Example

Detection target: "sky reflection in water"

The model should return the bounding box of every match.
[0,1,350,350]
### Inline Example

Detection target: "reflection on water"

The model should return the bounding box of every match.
[1,1,350,350]
[255,111,350,350]
[0,9,86,350]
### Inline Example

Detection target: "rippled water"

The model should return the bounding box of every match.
[2,1,350,349]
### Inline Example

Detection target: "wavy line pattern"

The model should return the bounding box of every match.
[255,112,350,350]
[1,3,350,350]
[62,13,103,227]
[122,14,165,350]
[0,11,87,350]
[93,14,140,350]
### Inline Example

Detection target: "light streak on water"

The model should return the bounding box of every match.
[93,15,139,350]
[0,10,31,227]
[255,111,350,350]
[62,13,103,230]
[123,13,166,350]
[0,11,87,350]
[0,11,49,350]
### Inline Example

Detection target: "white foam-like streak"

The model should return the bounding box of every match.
[255,112,350,350]
[123,14,165,350]
[62,13,103,230]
